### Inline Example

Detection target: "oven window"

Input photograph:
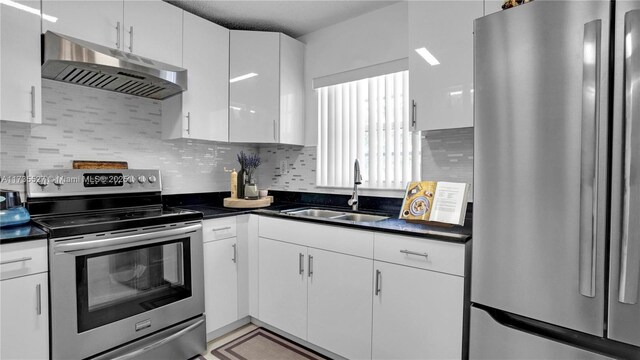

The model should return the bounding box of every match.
[76,238,192,332]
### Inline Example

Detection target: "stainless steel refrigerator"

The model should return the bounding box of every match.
[471,0,640,358]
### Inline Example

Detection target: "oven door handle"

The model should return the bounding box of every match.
[53,223,202,254]
[110,317,205,360]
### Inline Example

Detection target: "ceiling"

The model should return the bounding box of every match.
[168,0,400,39]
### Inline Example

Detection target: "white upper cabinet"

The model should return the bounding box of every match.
[1,0,42,124]
[122,0,182,66]
[163,11,230,142]
[42,1,182,66]
[229,31,304,145]
[409,1,482,131]
[42,0,123,50]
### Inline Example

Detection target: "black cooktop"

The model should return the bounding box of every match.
[34,206,202,238]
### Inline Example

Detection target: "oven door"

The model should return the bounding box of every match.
[50,222,204,360]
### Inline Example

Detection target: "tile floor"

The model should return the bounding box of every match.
[200,323,259,360]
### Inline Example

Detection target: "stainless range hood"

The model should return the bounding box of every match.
[41,31,187,100]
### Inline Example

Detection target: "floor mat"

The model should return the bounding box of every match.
[211,328,329,360]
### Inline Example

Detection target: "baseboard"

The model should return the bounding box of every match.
[206,317,251,342]
[249,317,347,360]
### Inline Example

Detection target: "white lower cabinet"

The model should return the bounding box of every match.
[258,238,308,340]
[1,272,49,360]
[256,217,468,359]
[203,217,239,334]
[204,237,238,332]
[1,239,49,360]
[307,248,373,360]
[372,261,464,360]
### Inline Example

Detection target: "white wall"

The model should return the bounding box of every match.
[297,1,408,145]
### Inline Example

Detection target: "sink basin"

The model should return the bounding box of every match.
[283,207,389,223]
[333,213,389,222]
[285,208,346,218]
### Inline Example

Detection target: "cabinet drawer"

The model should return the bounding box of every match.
[259,217,373,258]
[374,233,464,276]
[1,239,48,280]
[203,217,237,242]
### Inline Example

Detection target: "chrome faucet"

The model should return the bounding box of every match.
[348,159,363,211]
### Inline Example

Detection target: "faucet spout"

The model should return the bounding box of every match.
[348,159,362,211]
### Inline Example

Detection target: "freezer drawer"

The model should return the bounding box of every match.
[469,307,612,360]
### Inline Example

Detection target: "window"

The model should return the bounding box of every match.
[316,70,421,190]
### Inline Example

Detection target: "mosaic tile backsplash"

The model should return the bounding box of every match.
[1,80,474,200]
[0,79,256,197]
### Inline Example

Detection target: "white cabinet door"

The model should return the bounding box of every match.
[204,238,238,333]
[278,34,305,145]
[122,0,182,66]
[1,0,41,124]
[307,248,373,360]
[1,272,49,360]
[484,0,505,15]
[372,261,464,360]
[229,31,280,143]
[42,0,123,50]
[409,1,482,131]
[179,11,229,142]
[258,238,308,340]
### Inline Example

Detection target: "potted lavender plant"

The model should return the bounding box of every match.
[237,151,261,199]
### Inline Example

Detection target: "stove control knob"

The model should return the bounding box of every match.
[36,177,49,188]
[53,176,64,187]
[148,175,157,183]
[137,175,147,184]
[126,176,135,184]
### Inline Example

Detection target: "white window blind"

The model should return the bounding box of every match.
[316,70,421,190]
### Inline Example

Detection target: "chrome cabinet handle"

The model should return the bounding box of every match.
[411,100,417,129]
[128,26,133,52]
[186,112,191,135]
[0,256,32,265]
[116,21,121,49]
[298,253,304,275]
[30,86,35,119]
[400,249,428,258]
[211,226,231,232]
[619,9,640,305]
[36,284,42,315]
[232,244,237,263]
[375,269,382,296]
[579,20,602,298]
[308,255,313,277]
[273,120,277,141]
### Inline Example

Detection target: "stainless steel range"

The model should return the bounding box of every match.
[26,169,205,360]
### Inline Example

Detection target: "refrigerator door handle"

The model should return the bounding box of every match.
[578,19,602,298]
[619,10,640,305]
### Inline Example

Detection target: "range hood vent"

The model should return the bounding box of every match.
[42,31,187,100]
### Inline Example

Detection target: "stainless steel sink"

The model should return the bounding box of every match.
[283,207,389,223]
[285,208,346,218]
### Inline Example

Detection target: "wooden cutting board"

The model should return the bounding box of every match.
[73,160,128,169]
[223,196,273,209]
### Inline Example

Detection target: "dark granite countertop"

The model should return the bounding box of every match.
[0,222,48,243]
[173,199,472,243]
